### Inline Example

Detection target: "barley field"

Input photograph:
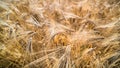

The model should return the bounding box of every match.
[0,0,120,68]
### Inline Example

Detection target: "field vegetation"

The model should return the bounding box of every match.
[0,0,120,68]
